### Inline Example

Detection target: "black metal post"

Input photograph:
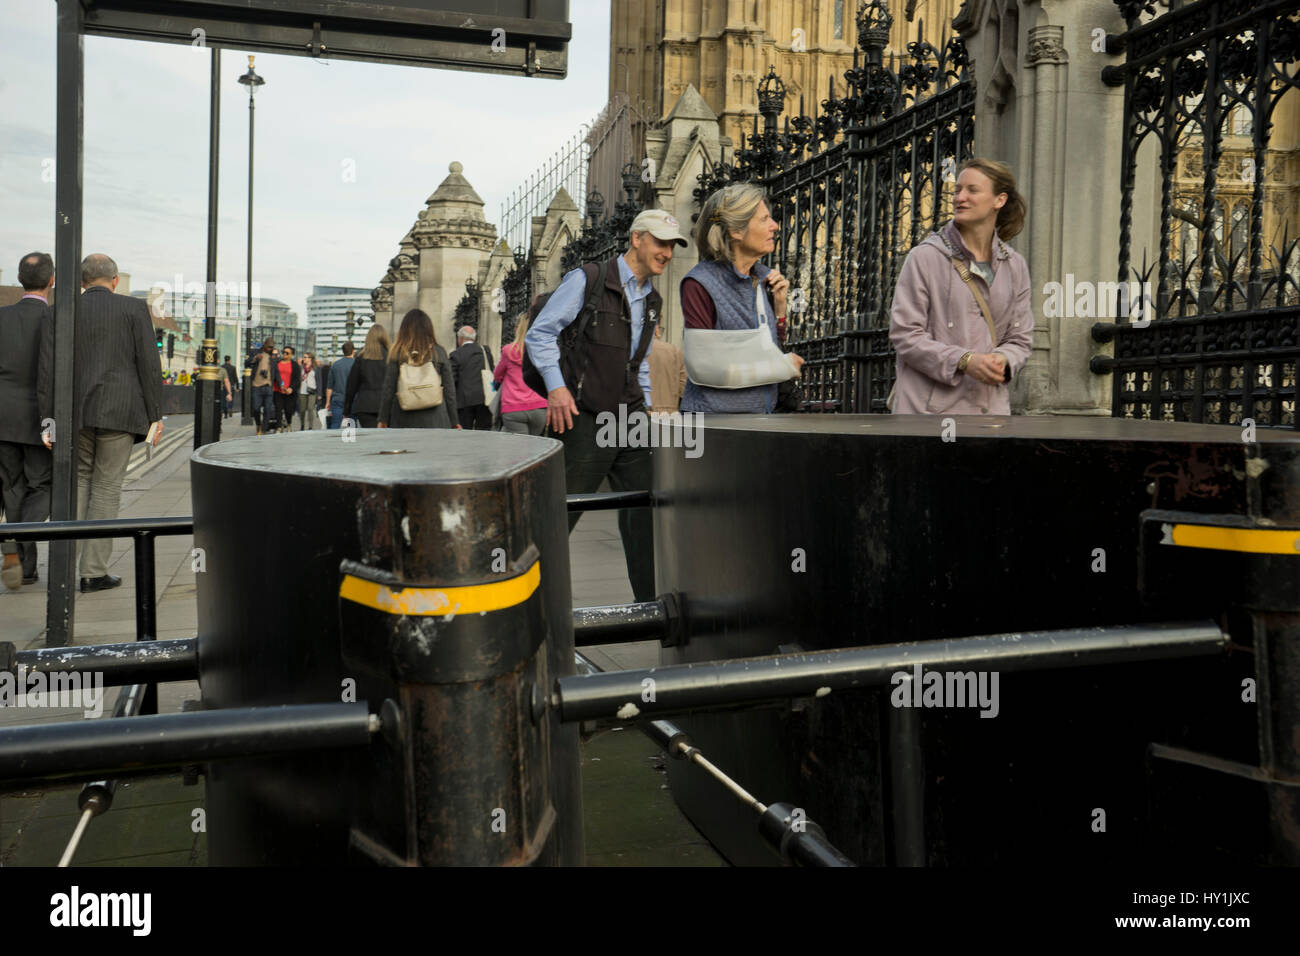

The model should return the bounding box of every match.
[887,675,926,866]
[239,56,263,353]
[241,366,253,425]
[194,47,222,448]
[47,0,84,648]
[0,702,375,791]
[134,531,158,714]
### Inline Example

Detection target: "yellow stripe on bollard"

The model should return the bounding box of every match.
[1165,523,1300,555]
[340,560,541,615]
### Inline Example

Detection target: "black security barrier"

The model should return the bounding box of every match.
[0,702,375,792]
[652,414,1300,867]
[190,430,584,866]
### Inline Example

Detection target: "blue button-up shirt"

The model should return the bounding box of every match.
[524,255,655,406]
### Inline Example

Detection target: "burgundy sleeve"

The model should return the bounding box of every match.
[681,278,717,330]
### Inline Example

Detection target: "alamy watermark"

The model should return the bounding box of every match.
[890,665,1000,718]
[1042,276,1154,326]
[594,405,704,459]
[0,666,104,718]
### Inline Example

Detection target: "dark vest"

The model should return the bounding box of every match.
[571,257,661,414]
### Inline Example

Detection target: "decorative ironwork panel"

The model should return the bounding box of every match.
[691,0,974,413]
[1097,0,1300,429]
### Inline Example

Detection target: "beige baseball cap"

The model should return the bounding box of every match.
[629,209,689,247]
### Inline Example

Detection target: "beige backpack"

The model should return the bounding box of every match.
[396,352,443,411]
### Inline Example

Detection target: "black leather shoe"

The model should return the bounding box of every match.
[22,570,39,585]
[79,574,122,592]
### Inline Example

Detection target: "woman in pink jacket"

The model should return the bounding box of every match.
[493,313,549,435]
[888,158,1033,415]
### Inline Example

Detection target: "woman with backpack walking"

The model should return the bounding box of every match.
[377,309,458,429]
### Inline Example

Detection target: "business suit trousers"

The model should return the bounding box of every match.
[554,410,655,603]
[0,441,52,577]
[458,404,492,430]
[76,428,134,579]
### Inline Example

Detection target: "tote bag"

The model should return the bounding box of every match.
[397,359,443,411]
[683,278,799,389]
[479,345,495,404]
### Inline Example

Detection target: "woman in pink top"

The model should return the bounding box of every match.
[493,313,548,435]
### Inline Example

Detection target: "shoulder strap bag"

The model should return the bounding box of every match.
[478,344,495,405]
[683,276,799,389]
[397,355,443,411]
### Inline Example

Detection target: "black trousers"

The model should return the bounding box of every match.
[274,392,296,430]
[553,408,655,603]
[0,440,53,577]
[458,404,493,430]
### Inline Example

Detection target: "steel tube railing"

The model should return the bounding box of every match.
[554,622,1228,723]
[11,639,198,685]
[0,702,376,791]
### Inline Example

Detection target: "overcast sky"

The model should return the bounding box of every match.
[0,0,609,321]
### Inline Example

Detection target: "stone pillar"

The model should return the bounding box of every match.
[646,84,728,344]
[411,162,497,351]
[390,232,420,333]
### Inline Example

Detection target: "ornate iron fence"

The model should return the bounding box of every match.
[694,0,974,412]
[1091,0,1300,428]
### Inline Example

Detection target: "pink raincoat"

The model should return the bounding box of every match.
[888,220,1033,415]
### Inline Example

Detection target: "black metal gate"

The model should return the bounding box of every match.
[1091,0,1300,428]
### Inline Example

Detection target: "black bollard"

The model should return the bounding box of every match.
[192,429,582,865]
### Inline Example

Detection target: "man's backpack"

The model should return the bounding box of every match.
[521,259,609,401]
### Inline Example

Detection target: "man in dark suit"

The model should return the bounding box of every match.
[39,253,163,592]
[0,252,55,589]
[449,325,493,429]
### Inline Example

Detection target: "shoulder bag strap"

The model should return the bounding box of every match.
[950,256,998,347]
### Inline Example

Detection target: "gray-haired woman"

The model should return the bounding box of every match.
[680,182,803,413]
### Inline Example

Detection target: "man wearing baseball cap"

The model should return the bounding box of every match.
[524,208,689,603]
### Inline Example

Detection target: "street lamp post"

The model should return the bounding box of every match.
[238,55,264,427]
[194,48,223,448]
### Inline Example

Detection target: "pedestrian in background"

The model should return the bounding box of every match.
[449,324,494,430]
[493,312,547,435]
[297,352,319,430]
[274,345,301,433]
[377,309,457,430]
[248,339,278,434]
[40,253,162,593]
[326,341,355,429]
[345,324,390,429]
[0,252,55,589]
[647,323,686,413]
[222,354,238,419]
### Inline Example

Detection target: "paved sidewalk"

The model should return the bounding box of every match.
[0,419,717,866]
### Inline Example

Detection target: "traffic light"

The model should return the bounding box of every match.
[167,335,175,359]
[155,328,165,350]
